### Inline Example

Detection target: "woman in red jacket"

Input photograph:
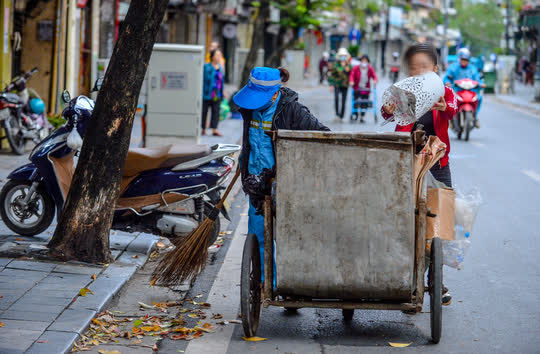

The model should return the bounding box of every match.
[349,55,378,122]
[382,43,457,188]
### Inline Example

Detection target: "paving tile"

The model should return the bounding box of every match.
[0,267,49,280]
[109,233,136,251]
[0,278,42,289]
[5,260,57,273]
[126,233,158,254]
[111,249,122,259]
[0,294,25,310]
[0,318,50,331]
[102,263,138,279]
[52,263,102,276]
[0,328,43,353]
[25,288,78,299]
[48,308,96,334]
[14,295,74,307]
[38,273,92,288]
[0,258,12,267]
[26,330,79,354]
[0,309,60,322]
[68,272,132,311]
[8,302,66,313]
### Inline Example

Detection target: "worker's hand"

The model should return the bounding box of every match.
[382,103,396,115]
[444,82,452,87]
[481,83,486,88]
[432,96,447,112]
[329,86,334,92]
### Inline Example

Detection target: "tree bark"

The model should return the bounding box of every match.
[48,0,169,264]
[240,0,270,86]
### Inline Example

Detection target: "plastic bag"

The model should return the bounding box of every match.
[219,99,230,121]
[442,188,482,269]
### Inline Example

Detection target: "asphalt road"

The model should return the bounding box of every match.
[161,80,540,354]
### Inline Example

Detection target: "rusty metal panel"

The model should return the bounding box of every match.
[274,131,415,301]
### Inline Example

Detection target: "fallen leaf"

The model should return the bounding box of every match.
[150,278,157,287]
[152,344,158,351]
[389,342,412,347]
[0,295,2,298]
[188,314,198,318]
[199,303,211,308]
[132,254,139,259]
[15,237,25,241]
[131,340,142,344]
[178,309,189,313]
[0,322,3,327]
[100,314,115,324]
[194,294,203,298]
[138,302,156,309]
[211,313,223,319]
[170,334,188,340]
[91,273,97,280]
[243,336,266,341]
[156,242,165,248]
[133,319,143,327]
[113,311,126,314]
[141,325,161,332]
[36,340,48,343]
[98,350,121,354]
[228,320,242,324]
[79,287,94,296]
[217,321,229,325]
[88,339,100,346]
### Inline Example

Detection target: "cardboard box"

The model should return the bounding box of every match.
[426,187,455,241]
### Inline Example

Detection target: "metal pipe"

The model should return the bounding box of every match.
[266,300,418,311]
[263,197,273,302]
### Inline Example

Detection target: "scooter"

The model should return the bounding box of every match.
[0,88,240,245]
[452,78,479,141]
[390,65,399,83]
[0,67,51,155]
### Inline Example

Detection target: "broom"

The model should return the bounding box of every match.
[152,168,241,285]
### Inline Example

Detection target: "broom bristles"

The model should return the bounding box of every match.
[152,218,216,285]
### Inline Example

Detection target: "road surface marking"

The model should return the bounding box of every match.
[470,141,486,149]
[185,204,249,354]
[522,169,540,183]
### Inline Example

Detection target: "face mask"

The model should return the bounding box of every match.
[339,56,347,61]
[361,62,368,68]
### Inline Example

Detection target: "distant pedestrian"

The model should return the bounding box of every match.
[319,52,329,84]
[206,41,226,70]
[349,54,378,122]
[202,49,225,136]
[328,48,351,121]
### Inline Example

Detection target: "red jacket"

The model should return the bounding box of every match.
[383,86,458,167]
[349,65,377,90]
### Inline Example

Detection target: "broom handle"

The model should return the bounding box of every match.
[215,168,241,209]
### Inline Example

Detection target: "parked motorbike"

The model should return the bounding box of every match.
[0,67,50,155]
[0,88,240,245]
[452,78,480,141]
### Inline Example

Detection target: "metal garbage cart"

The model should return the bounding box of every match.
[240,130,443,343]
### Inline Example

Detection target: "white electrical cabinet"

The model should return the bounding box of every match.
[146,44,204,141]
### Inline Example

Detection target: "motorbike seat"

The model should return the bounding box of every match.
[123,144,212,177]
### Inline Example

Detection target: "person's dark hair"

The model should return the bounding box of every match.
[404,42,438,66]
[360,54,370,63]
[209,49,220,61]
[278,67,289,83]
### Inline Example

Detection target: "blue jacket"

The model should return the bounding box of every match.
[202,63,224,101]
[444,62,483,87]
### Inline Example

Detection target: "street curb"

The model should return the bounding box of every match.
[0,233,159,354]
[492,96,540,118]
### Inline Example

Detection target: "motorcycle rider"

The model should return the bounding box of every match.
[444,48,485,128]
[233,67,329,278]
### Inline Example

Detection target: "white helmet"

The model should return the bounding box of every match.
[393,51,399,58]
[457,48,471,60]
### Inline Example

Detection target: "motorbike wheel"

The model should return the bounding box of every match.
[3,115,26,155]
[455,115,462,140]
[464,111,473,141]
[0,180,55,236]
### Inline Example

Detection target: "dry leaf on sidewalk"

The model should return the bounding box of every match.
[91,273,97,280]
[79,287,94,296]
[389,342,412,347]
[98,350,121,354]
[0,322,4,327]
[243,336,267,341]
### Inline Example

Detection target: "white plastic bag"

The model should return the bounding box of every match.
[381,71,445,126]
[442,188,482,269]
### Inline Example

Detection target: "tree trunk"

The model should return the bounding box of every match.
[264,28,299,68]
[240,0,270,86]
[48,0,169,264]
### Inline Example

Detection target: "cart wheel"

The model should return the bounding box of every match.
[429,237,443,343]
[342,309,354,321]
[241,233,262,337]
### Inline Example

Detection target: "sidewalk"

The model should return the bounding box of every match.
[0,231,160,353]
[495,81,540,116]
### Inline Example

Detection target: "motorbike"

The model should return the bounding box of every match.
[452,78,480,141]
[0,88,240,245]
[0,67,50,155]
[390,65,399,83]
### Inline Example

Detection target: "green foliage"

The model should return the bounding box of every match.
[348,44,359,57]
[450,0,505,54]
[47,113,66,129]
[429,9,443,28]
[271,0,343,29]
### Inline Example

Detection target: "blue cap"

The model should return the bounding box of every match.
[233,67,281,110]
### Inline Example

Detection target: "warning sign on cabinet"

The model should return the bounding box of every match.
[160,72,187,90]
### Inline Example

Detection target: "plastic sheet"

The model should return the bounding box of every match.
[442,189,482,269]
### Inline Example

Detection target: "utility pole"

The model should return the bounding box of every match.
[505,0,511,54]
[443,0,449,70]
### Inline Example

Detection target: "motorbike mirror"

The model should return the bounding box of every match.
[92,77,103,92]
[61,90,71,103]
